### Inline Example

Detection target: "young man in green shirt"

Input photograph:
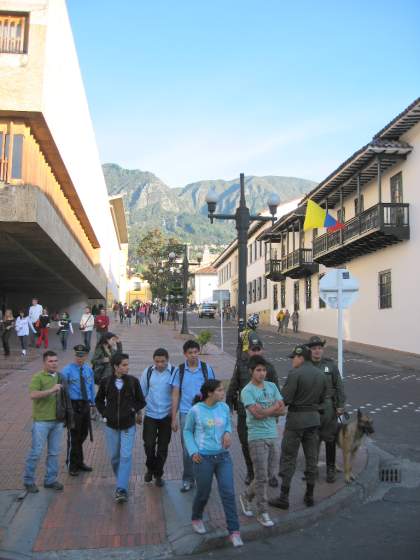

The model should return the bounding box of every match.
[23,350,65,493]
[239,356,285,528]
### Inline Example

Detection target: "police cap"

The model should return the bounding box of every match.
[307,335,326,348]
[288,344,310,360]
[73,344,89,356]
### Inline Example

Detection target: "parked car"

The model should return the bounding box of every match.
[198,303,217,318]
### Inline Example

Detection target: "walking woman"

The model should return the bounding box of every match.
[36,308,50,349]
[15,309,36,356]
[58,312,73,351]
[91,332,122,385]
[183,379,243,547]
[2,309,14,356]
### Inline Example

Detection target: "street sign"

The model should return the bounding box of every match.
[319,269,360,379]
[319,269,359,309]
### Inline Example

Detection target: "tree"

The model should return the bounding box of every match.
[136,229,181,299]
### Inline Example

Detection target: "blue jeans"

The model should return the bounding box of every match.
[23,421,64,485]
[192,452,239,533]
[180,413,194,483]
[60,330,69,350]
[82,330,92,351]
[105,425,136,491]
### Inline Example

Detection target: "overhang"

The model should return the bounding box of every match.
[109,194,128,246]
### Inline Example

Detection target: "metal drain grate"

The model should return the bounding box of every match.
[379,467,402,483]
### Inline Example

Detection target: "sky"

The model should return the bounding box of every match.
[67,0,420,188]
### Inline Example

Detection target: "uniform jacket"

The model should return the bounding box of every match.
[282,362,327,430]
[226,354,279,416]
[95,374,145,430]
[91,341,123,380]
[312,358,345,409]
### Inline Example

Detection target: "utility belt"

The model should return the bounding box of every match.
[288,405,319,412]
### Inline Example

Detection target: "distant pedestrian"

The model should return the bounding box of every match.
[28,298,43,347]
[95,352,145,503]
[61,345,95,477]
[36,308,50,349]
[291,310,299,333]
[139,348,175,486]
[171,339,215,492]
[239,356,284,528]
[145,303,152,325]
[119,303,124,324]
[91,332,122,385]
[58,312,73,351]
[16,309,36,356]
[1,309,14,356]
[284,309,290,332]
[183,379,243,547]
[276,309,285,333]
[79,306,94,351]
[94,308,110,342]
[112,302,119,321]
[126,307,133,326]
[158,305,165,324]
[23,351,69,493]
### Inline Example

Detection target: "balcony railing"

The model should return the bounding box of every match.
[313,203,410,262]
[265,248,318,280]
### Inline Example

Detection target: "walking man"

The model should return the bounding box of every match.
[270,345,326,510]
[307,336,345,482]
[171,339,215,492]
[61,345,95,476]
[28,298,43,347]
[94,308,110,342]
[95,353,145,503]
[291,310,299,333]
[239,356,285,527]
[23,351,66,493]
[139,348,175,486]
[226,334,280,486]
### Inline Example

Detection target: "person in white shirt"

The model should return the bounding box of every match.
[79,306,95,352]
[16,309,36,356]
[28,298,43,347]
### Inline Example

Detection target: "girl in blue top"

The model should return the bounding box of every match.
[183,379,243,547]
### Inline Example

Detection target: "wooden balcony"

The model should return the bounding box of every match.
[313,203,410,267]
[265,248,318,281]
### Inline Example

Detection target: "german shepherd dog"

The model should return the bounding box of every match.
[336,409,374,483]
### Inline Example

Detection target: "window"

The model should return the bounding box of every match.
[273,284,278,310]
[263,277,267,299]
[354,195,365,216]
[0,131,24,181]
[312,228,318,241]
[305,277,312,309]
[379,270,392,309]
[254,240,258,261]
[133,281,142,291]
[248,244,252,264]
[390,172,403,203]
[252,279,257,303]
[294,281,300,311]
[337,208,346,223]
[319,274,326,308]
[280,280,286,308]
[0,13,29,54]
[257,277,262,301]
[248,282,252,304]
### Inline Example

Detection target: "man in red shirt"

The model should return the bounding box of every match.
[94,308,110,342]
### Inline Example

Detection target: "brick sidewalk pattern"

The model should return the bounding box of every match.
[0,316,365,554]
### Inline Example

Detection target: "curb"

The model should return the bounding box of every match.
[190,440,380,555]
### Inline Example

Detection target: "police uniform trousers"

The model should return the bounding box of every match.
[279,426,319,487]
[67,400,90,470]
[237,414,254,476]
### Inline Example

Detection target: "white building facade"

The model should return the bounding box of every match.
[193,266,218,304]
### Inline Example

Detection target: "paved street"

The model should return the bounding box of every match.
[189,313,420,462]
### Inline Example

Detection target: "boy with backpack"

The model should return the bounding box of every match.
[171,340,215,493]
[95,353,145,503]
[139,348,175,487]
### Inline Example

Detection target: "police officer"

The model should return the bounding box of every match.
[270,345,326,510]
[226,332,280,486]
[61,344,95,476]
[307,336,346,483]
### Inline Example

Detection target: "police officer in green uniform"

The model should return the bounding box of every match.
[307,336,346,483]
[269,345,327,510]
[226,332,280,487]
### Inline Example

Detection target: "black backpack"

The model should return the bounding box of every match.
[176,361,209,401]
[145,365,175,392]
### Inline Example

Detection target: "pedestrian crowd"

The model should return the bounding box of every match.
[19,304,345,549]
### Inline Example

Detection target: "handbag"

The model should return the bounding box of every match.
[79,314,92,331]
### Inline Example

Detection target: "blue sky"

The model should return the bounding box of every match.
[68,0,420,188]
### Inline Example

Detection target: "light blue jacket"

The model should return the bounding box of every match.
[183,401,231,456]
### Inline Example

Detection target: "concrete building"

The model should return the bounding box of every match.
[262,98,420,354]
[0,1,127,318]
[212,200,300,325]
[192,265,218,304]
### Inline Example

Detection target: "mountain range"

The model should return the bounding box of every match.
[103,163,316,249]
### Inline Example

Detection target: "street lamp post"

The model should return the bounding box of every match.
[205,173,280,352]
[169,246,202,335]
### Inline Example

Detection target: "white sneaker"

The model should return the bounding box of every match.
[192,520,207,534]
[229,532,244,547]
[22,349,26,356]
[239,493,253,517]
[256,512,274,527]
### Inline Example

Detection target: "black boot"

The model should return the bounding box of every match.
[326,442,336,483]
[269,485,289,509]
[304,484,314,507]
[244,470,254,486]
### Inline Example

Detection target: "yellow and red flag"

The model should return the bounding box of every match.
[303,200,344,232]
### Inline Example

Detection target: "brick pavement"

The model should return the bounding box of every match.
[0,315,366,557]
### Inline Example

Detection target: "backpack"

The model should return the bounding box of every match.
[56,373,74,428]
[176,362,209,403]
[145,365,175,393]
